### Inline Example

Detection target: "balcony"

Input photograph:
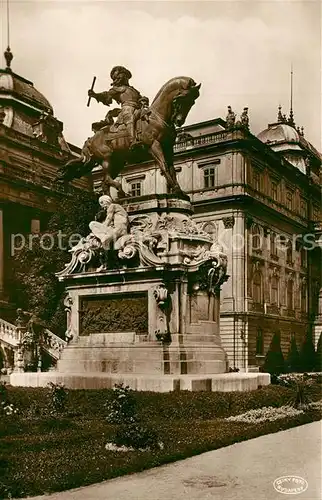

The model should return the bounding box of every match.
[251,303,265,313]
[284,309,296,318]
[266,304,280,315]
[174,130,232,152]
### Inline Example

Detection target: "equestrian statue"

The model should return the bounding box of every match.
[56,66,201,197]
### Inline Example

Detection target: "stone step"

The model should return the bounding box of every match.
[58,345,226,363]
[10,372,271,392]
[57,358,226,375]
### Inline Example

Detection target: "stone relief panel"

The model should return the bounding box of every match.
[79,293,148,335]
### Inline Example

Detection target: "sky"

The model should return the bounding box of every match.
[1,0,321,149]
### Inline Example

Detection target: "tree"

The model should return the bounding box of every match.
[314,333,322,372]
[11,189,98,338]
[263,331,285,375]
[299,332,316,373]
[285,335,301,373]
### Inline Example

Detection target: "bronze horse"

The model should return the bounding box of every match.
[56,76,200,197]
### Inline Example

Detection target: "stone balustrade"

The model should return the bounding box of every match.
[44,329,67,360]
[0,318,20,346]
[0,317,67,366]
[174,130,231,152]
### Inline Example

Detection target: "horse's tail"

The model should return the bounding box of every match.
[55,138,96,183]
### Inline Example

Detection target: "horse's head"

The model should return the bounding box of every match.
[151,76,201,127]
[171,77,201,127]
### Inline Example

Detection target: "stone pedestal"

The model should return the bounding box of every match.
[56,196,228,379]
[10,195,269,391]
[55,269,227,377]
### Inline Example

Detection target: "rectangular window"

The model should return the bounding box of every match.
[301,283,307,312]
[287,280,293,310]
[271,181,278,201]
[300,247,307,268]
[253,169,261,191]
[130,182,142,197]
[203,167,216,189]
[253,272,262,304]
[270,232,278,256]
[286,190,293,210]
[271,277,279,305]
[286,241,293,265]
[300,198,307,218]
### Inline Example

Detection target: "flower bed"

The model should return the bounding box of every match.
[226,405,305,423]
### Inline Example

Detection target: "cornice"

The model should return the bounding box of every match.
[0,124,73,163]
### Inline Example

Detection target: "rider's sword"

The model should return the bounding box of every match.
[87,76,96,107]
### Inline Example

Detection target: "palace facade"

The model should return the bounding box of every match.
[112,110,322,371]
[0,50,88,319]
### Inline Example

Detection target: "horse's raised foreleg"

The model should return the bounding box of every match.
[150,140,181,194]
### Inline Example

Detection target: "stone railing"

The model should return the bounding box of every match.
[0,318,20,347]
[174,130,231,152]
[0,317,67,360]
[251,303,265,313]
[266,304,280,316]
[43,329,67,360]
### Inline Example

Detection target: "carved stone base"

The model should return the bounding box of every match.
[44,195,231,388]
[56,333,227,375]
[53,266,228,377]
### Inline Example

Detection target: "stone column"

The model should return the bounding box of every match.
[0,209,4,297]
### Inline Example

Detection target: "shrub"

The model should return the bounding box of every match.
[264,332,285,375]
[112,422,161,450]
[300,333,316,372]
[289,381,310,409]
[285,336,301,373]
[0,381,8,403]
[105,384,137,424]
[47,382,68,414]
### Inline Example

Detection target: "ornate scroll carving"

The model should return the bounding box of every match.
[153,284,168,308]
[64,295,74,342]
[222,216,235,229]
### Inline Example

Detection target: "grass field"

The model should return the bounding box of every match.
[0,382,321,499]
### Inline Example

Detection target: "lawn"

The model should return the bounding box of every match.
[0,381,321,499]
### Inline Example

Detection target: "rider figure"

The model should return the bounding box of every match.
[88,66,146,147]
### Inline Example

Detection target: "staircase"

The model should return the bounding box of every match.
[0,318,20,348]
[0,317,67,370]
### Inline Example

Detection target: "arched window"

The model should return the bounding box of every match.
[287,280,294,310]
[253,271,262,303]
[256,328,264,355]
[252,225,262,251]
[271,276,279,305]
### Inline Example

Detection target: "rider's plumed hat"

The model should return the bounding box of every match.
[110,66,132,81]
